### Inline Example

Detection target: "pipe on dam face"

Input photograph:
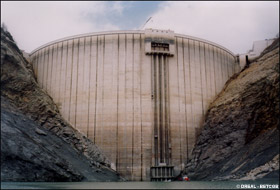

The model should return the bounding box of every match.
[30,29,240,181]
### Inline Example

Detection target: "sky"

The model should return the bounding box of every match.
[1,1,279,54]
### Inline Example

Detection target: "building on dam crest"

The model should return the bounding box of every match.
[30,29,240,181]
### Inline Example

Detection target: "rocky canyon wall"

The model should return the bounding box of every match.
[185,38,279,180]
[1,27,122,182]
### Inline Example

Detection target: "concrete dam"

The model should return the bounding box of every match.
[30,29,240,181]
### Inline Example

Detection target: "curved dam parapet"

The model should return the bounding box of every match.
[30,29,240,181]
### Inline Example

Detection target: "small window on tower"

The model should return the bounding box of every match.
[151,42,169,52]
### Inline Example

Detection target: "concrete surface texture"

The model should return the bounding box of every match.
[30,29,240,181]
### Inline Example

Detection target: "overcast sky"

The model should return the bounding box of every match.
[1,1,279,54]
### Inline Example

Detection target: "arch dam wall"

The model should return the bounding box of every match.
[30,29,240,181]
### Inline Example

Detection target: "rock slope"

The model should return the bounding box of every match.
[1,27,122,182]
[185,38,279,180]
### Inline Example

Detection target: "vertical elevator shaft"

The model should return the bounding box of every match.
[151,54,174,181]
